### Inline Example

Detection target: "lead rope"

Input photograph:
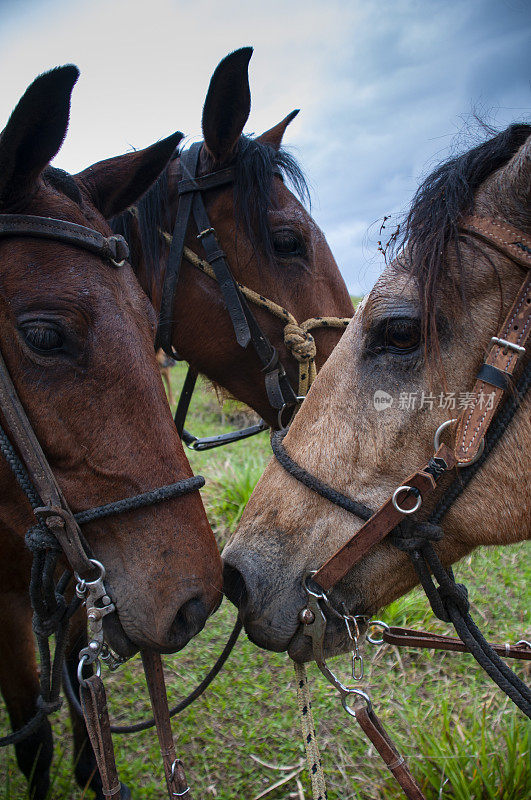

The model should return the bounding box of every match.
[160,232,351,396]
[294,662,328,800]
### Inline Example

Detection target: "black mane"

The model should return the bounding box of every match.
[393,122,531,338]
[111,136,309,301]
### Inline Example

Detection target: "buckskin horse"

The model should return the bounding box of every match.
[111,48,354,444]
[0,67,221,800]
[224,124,530,791]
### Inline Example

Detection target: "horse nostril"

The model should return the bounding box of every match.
[168,595,207,646]
[222,562,248,609]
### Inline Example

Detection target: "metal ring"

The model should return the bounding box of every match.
[74,558,106,586]
[77,654,101,687]
[341,688,372,717]
[433,418,457,452]
[366,619,390,645]
[433,418,485,467]
[456,436,485,468]
[110,258,126,267]
[185,438,199,451]
[303,571,327,600]
[392,485,421,515]
[277,396,306,430]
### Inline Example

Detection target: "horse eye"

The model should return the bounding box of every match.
[20,323,64,354]
[382,319,421,353]
[272,229,305,258]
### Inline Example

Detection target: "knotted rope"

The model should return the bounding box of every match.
[160,232,351,396]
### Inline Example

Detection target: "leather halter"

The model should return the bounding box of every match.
[155,142,299,441]
[0,212,203,793]
[0,212,202,578]
[275,214,530,592]
[272,215,531,717]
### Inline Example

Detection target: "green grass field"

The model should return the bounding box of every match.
[1,363,529,799]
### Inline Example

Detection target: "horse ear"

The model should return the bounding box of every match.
[0,64,79,206]
[74,132,183,219]
[202,47,253,163]
[499,132,531,209]
[257,110,300,150]
[0,65,79,206]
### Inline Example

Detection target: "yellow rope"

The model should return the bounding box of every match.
[294,662,328,800]
[160,232,351,396]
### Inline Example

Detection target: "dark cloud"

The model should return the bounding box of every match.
[0,0,528,294]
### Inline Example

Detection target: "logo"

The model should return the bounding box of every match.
[373,390,393,411]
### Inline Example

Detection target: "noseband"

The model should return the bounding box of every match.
[0,212,205,748]
[154,142,351,449]
[272,215,531,718]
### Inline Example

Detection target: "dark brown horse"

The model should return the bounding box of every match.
[0,67,221,799]
[224,124,530,662]
[112,48,354,426]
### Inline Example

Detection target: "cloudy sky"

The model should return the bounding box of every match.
[0,0,529,294]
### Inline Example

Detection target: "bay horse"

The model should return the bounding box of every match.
[111,48,354,431]
[0,67,221,799]
[224,123,530,667]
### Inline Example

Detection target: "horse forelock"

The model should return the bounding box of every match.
[111,134,311,299]
[230,135,310,264]
[391,122,531,344]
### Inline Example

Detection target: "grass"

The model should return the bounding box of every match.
[1,363,529,799]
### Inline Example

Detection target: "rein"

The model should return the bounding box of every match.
[271,215,530,797]
[151,142,351,449]
[0,213,202,797]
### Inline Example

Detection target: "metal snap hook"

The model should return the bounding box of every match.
[392,485,421,514]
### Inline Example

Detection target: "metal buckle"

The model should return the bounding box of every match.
[490,336,526,353]
[196,227,215,240]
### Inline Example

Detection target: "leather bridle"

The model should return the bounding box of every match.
[0,212,203,797]
[271,216,531,797]
[155,142,351,449]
